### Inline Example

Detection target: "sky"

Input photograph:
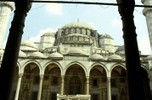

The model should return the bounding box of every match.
[4,0,152,54]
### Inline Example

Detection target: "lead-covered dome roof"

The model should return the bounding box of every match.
[48,52,63,60]
[90,53,106,61]
[100,34,113,39]
[42,32,55,37]
[115,45,125,55]
[28,51,46,58]
[62,21,94,30]
[19,50,26,57]
[20,40,38,51]
[108,54,123,61]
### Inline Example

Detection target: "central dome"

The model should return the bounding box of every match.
[62,21,94,30]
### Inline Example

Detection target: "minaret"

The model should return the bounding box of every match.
[0,2,14,49]
[142,0,152,50]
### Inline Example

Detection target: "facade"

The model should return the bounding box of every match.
[0,1,152,100]
[8,21,152,100]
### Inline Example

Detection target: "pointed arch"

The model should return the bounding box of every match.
[64,61,87,76]
[43,61,63,75]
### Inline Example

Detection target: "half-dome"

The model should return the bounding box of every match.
[28,51,46,58]
[108,54,123,61]
[49,52,63,59]
[62,21,94,30]
[90,53,106,61]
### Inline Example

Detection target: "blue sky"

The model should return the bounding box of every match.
[5,0,152,54]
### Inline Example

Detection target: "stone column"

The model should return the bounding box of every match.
[142,0,152,50]
[37,74,44,100]
[86,76,89,94]
[107,77,111,100]
[14,73,23,100]
[61,75,64,95]
[0,0,32,100]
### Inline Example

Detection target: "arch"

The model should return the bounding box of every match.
[110,63,126,77]
[22,60,41,74]
[64,61,87,76]
[19,62,40,100]
[43,61,63,74]
[89,62,108,77]
[42,65,61,98]
[65,63,86,95]
[111,64,128,100]
[89,63,108,100]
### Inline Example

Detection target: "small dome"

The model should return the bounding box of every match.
[49,52,63,59]
[108,54,123,61]
[90,53,106,61]
[62,21,94,30]
[21,40,38,51]
[28,51,46,58]
[115,46,125,55]
[19,50,26,57]
[0,49,4,56]
[100,34,113,39]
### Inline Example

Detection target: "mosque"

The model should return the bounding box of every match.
[0,1,152,100]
